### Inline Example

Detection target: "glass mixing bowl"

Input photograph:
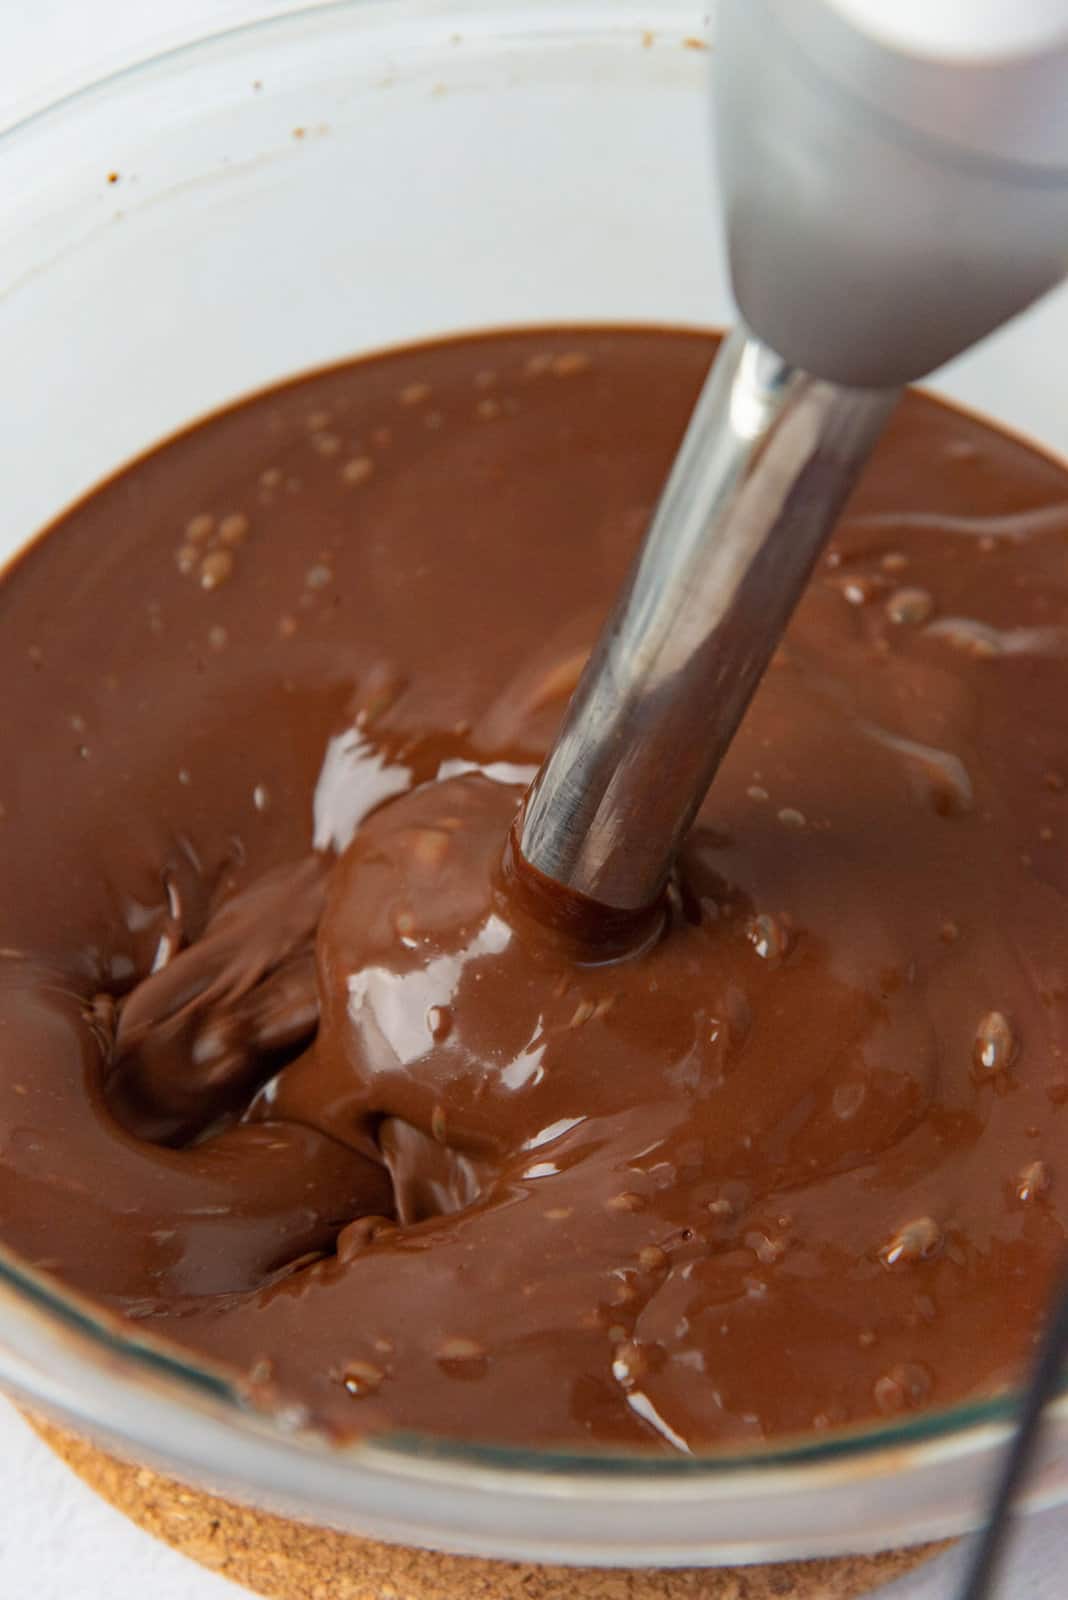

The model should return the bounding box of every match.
[2,0,1068,1568]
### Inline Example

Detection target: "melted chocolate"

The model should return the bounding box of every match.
[2,328,1068,1451]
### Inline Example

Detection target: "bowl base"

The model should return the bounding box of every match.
[27,1415,948,1599]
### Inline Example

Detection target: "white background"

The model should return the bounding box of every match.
[1,6,1067,1597]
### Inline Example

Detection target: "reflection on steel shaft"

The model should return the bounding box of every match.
[519,324,898,911]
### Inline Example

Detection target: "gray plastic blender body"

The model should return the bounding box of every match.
[718,0,1068,388]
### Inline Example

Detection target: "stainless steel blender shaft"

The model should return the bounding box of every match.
[517,325,897,913]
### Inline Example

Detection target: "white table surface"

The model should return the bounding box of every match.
[2,6,1067,1596]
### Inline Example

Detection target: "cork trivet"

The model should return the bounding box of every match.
[29,1417,945,1600]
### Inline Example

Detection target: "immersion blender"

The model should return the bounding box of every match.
[516,8,1068,1589]
[517,0,1068,916]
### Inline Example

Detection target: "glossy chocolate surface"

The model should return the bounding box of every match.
[2,329,1067,1451]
